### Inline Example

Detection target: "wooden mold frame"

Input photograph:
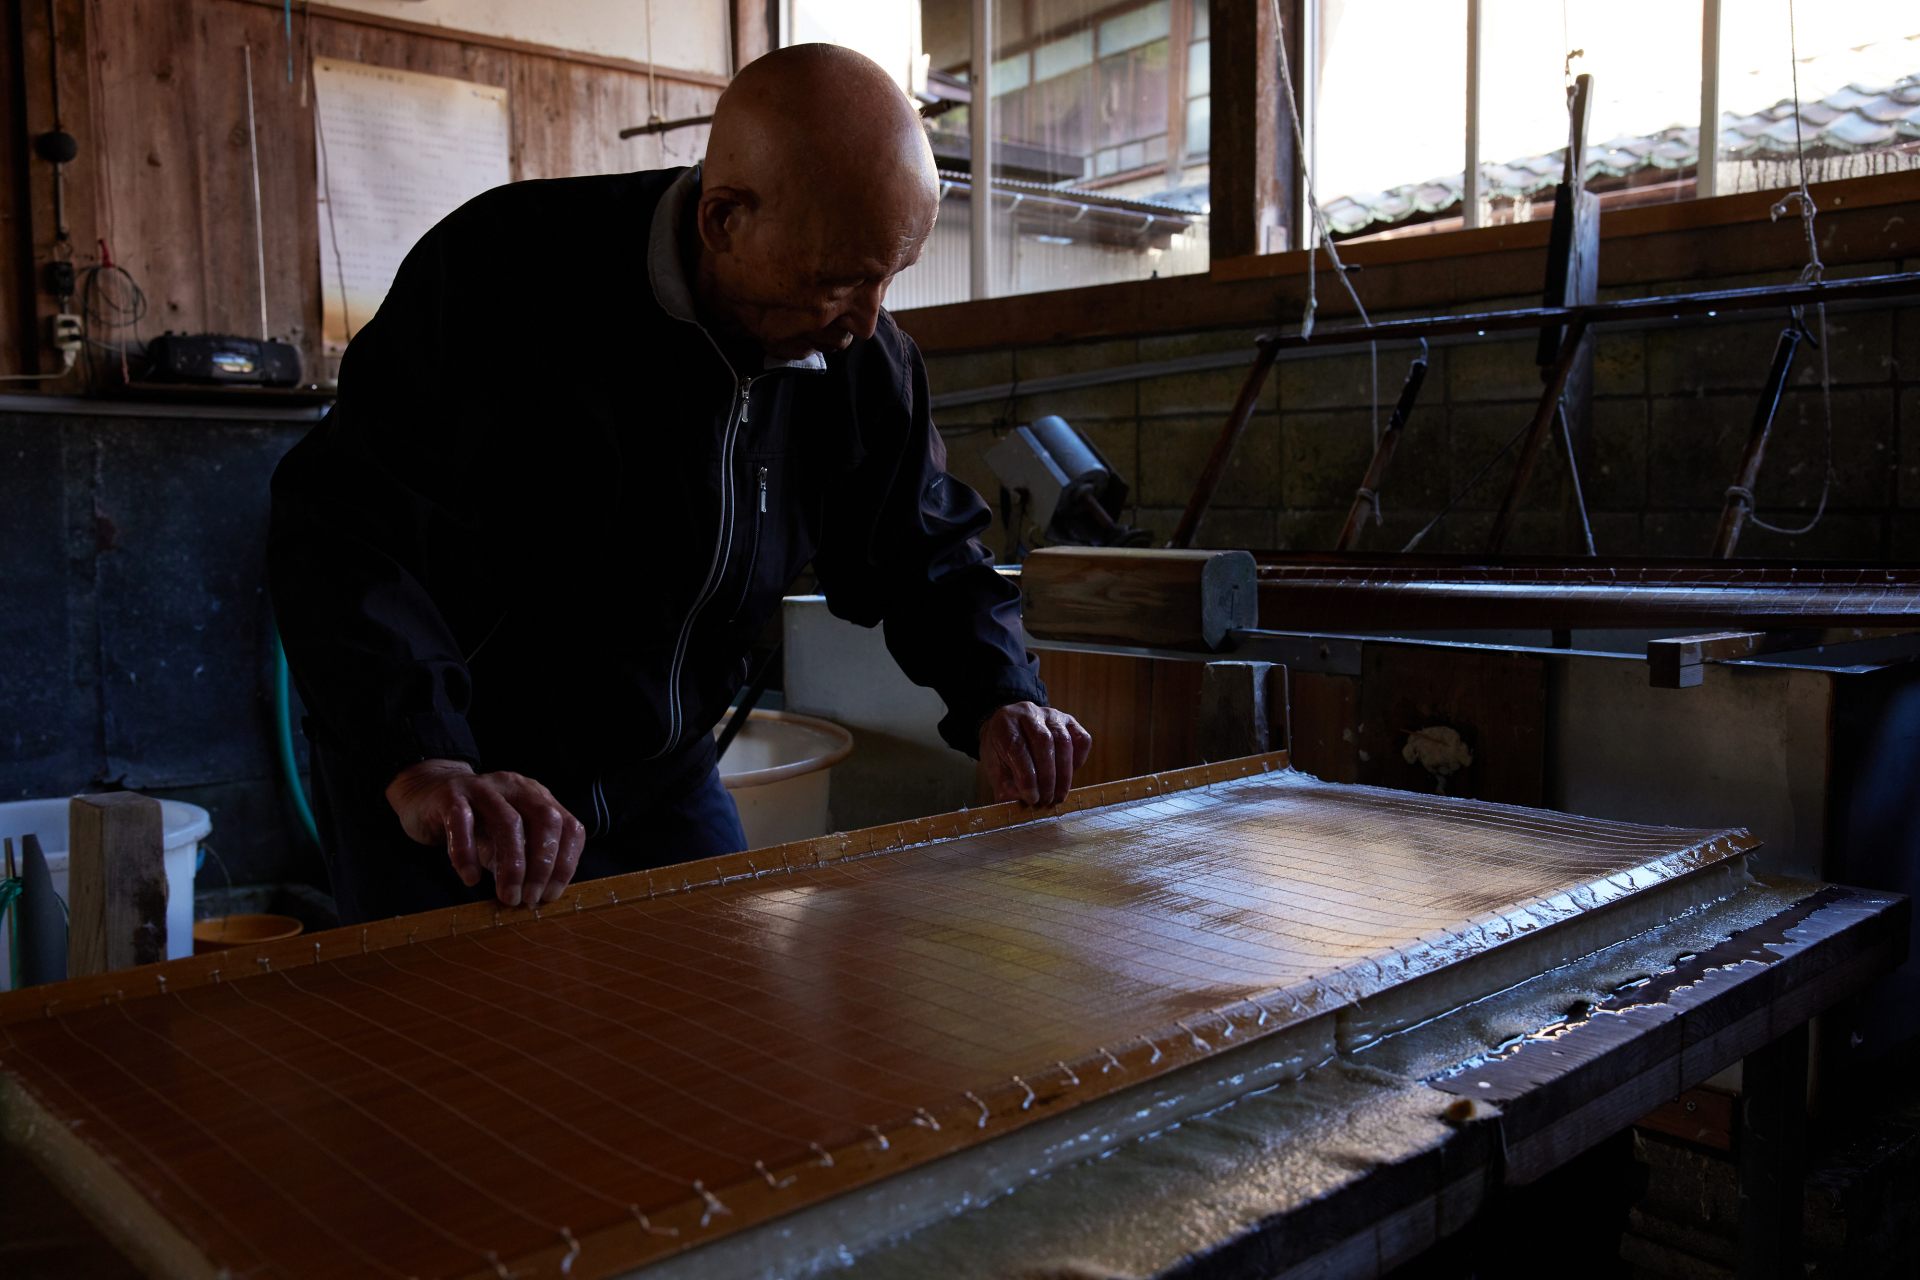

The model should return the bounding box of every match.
[0,752,1762,1280]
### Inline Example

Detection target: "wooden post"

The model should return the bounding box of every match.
[1169,338,1280,549]
[732,0,774,72]
[1712,324,1805,558]
[1021,547,1257,652]
[1335,353,1429,551]
[67,793,168,978]
[1209,0,1280,259]
[1736,1023,1809,1280]
[1198,661,1276,761]
[13,0,100,384]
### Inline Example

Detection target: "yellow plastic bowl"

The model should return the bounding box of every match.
[192,913,304,953]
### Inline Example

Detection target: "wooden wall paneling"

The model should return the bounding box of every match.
[509,55,717,183]
[75,0,726,387]
[1285,670,1361,783]
[1035,649,1155,784]
[1353,646,1547,806]
[15,0,101,380]
[1,1,30,373]
[1145,656,1203,773]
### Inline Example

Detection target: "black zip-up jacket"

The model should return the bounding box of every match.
[269,165,1045,817]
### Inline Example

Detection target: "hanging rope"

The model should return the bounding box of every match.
[644,0,663,126]
[1268,0,1384,495]
[1734,0,1835,539]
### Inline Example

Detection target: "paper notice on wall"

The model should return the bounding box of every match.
[313,58,511,354]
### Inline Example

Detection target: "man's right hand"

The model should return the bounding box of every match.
[385,760,586,907]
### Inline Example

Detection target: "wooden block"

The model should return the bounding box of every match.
[1198,661,1275,761]
[66,793,167,979]
[1021,547,1258,652]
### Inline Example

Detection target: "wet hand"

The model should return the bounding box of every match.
[981,703,1092,807]
[386,760,586,907]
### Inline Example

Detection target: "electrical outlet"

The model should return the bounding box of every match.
[50,313,83,353]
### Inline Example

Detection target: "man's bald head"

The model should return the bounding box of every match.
[689,44,940,360]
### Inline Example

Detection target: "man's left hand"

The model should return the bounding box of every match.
[982,703,1093,807]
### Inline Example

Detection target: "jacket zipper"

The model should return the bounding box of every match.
[650,375,753,759]
[728,465,768,624]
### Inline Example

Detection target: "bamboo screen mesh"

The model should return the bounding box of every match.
[0,756,1754,1279]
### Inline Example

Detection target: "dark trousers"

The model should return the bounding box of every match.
[312,742,747,925]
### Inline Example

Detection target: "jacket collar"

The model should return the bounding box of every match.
[648,165,828,374]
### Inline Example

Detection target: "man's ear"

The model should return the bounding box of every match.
[695,185,757,254]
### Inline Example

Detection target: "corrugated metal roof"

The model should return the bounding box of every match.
[1325,70,1920,236]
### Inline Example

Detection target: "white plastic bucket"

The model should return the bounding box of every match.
[716,710,854,849]
[0,796,211,989]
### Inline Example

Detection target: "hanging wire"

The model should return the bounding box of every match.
[1732,0,1835,540]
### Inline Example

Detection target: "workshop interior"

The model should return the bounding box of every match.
[2,1,1919,1278]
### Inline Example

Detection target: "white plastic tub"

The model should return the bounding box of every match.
[0,796,211,989]
[716,709,854,849]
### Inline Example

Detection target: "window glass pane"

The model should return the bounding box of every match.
[1191,3,1208,41]
[1186,94,1210,158]
[1472,0,1703,227]
[1099,1,1170,57]
[890,1,1210,308]
[1187,35,1208,100]
[1715,0,1920,193]
[1315,0,1467,237]
[992,53,1030,94]
[1034,30,1095,81]
[1097,38,1170,150]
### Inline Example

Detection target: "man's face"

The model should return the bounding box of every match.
[704,188,934,361]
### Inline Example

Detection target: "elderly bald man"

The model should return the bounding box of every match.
[269,44,1091,923]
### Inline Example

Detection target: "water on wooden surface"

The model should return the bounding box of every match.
[0,768,1750,1280]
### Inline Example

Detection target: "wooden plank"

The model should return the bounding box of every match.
[1635,1086,1736,1153]
[1209,167,1920,285]
[896,181,1919,355]
[64,792,167,979]
[1646,627,1913,689]
[1022,547,1258,652]
[1206,0,1279,260]
[230,0,732,88]
[1434,886,1910,1185]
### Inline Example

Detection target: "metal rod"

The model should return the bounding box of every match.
[1334,354,1428,551]
[1260,270,1920,353]
[1168,339,1281,549]
[927,274,1913,414]
[969,0,994,301]
[1699,0,1722,200]
[1464,0,1483,230]
[1488,316,1591,552]
[1712,324,1805,558]
[1556,401,1597,556]
[244,45,269,341]
[618,113,713,139]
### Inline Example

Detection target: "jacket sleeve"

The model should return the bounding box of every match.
[813,327,1048,757]
[268,208,508,783]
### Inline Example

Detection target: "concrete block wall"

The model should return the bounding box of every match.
[919,275,1920,560]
